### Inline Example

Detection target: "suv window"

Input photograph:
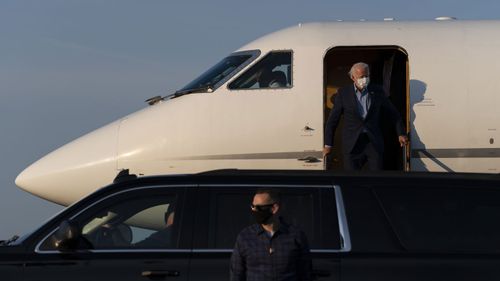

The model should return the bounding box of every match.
[375,184,500,252]
[340,184,401,252]
[193,186,340,250]
[228,51,292,89]
[40,188,185,251]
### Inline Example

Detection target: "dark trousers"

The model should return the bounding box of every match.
[343,133,383,171]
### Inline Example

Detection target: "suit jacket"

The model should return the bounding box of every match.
[324,84,405,154]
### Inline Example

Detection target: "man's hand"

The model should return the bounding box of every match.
[323,146,332,157]
[398,135,409,147]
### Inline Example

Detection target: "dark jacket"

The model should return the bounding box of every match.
[230,219,312,281]
[324,84,405,154]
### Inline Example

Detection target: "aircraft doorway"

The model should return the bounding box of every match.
[323,46,409,171]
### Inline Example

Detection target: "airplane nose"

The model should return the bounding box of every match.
[15,121,121,206]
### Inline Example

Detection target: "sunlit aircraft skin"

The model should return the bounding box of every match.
[16,20,500,205]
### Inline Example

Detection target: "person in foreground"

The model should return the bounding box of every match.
[230,189,312,281]
[323,62,408,171]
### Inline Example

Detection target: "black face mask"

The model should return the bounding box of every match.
[252,208,273,225]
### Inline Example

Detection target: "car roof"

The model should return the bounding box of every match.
[99,169,500,194]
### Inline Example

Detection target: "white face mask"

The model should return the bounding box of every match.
[356,77,370,89]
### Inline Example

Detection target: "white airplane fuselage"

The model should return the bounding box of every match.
[16,20,500,205]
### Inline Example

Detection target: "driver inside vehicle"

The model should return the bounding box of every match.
[94,222,133,248]
[132,210,175,248]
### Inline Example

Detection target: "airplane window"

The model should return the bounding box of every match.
[177,50,260,95]
[228,51,292,90]
[39,193,181,251]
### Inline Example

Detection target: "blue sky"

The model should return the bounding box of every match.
[1,0,499,238]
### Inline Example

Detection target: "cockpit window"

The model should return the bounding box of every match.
[228,51,292,90]
[176,50,260,96]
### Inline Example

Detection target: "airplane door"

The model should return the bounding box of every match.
[24,187,195,281]
[323,46,410,171]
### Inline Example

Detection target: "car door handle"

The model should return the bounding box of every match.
[313,270,331,279]
[141,270,180,278]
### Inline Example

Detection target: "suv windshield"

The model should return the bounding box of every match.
[175,50,260,96]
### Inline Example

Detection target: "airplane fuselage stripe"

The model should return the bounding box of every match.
[167,149,500,161]
[172,151,323,160]
[411,148,500,158]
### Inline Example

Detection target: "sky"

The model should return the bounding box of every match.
[1,0,499,238]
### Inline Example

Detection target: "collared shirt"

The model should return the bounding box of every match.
[230,219,312,281]
[354,84,370,119]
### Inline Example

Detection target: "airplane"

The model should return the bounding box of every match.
[15,18,500,206]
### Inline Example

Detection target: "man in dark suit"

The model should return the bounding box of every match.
[323,62,408,171]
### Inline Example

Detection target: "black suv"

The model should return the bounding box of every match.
[1,170,500,280]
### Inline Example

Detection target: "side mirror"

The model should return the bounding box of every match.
[53,220,81,251]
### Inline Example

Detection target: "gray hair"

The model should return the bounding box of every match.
[348,62,370,77]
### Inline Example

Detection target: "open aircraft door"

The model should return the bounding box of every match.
[323,46,410,171]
